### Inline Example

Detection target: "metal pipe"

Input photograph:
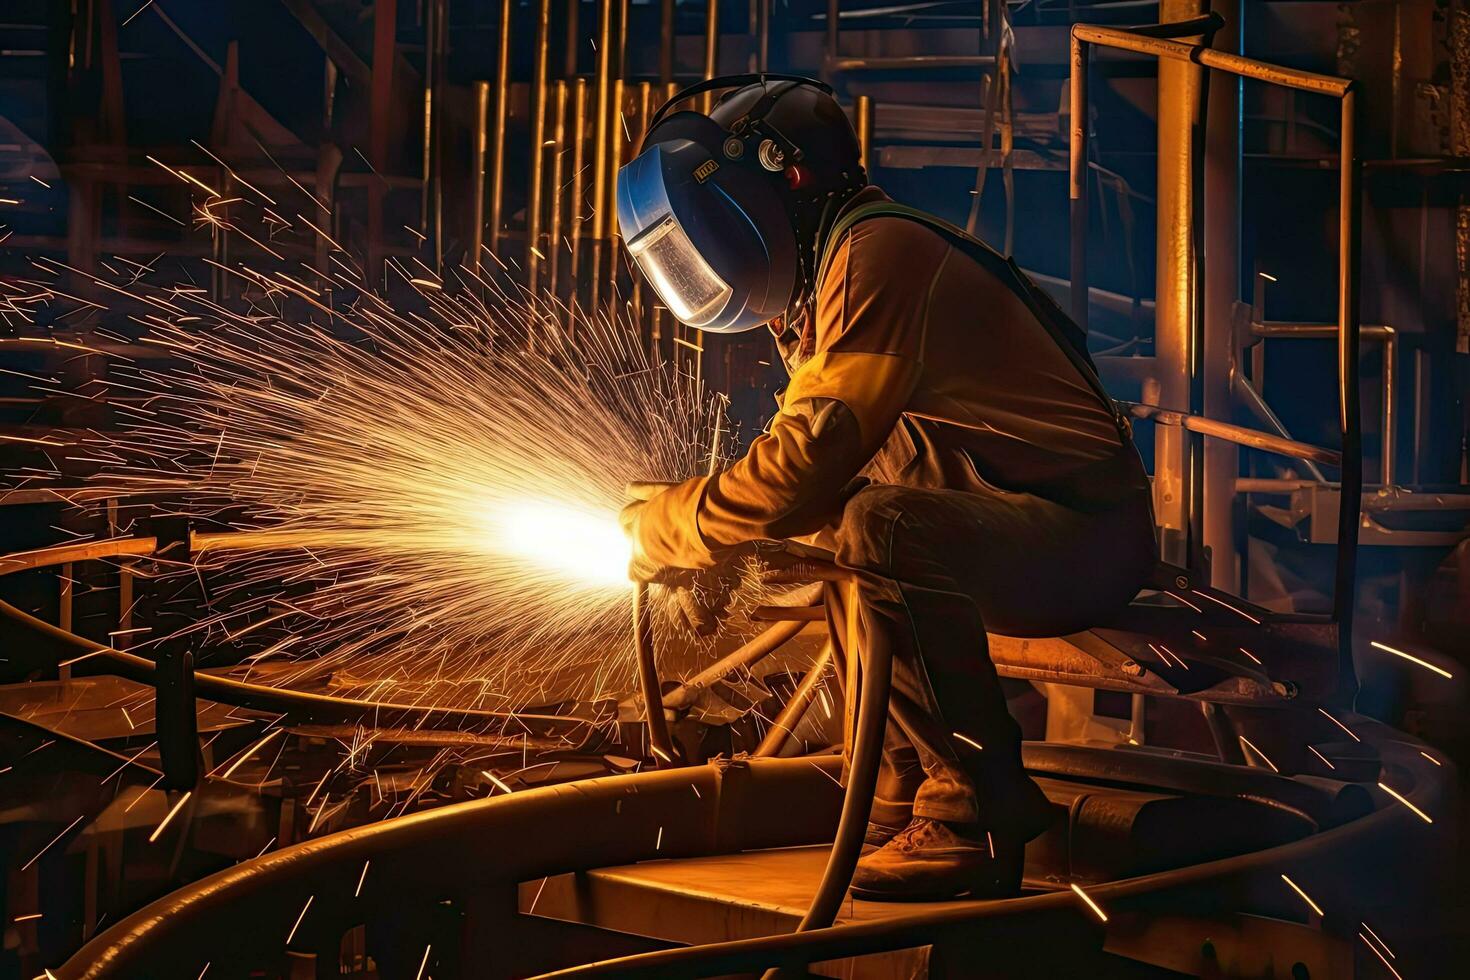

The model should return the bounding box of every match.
[1067,33,1089,328]
[1151,0,1205,569]
[569,77,588,314]
[659,0,676,85]
[430,0,447,271]
[854,94,873,175]
[633,581,676,766]
[825,0,839,67]
[1333,87,1363,700]
[367,0,398,283]
[630,80,654,344]
[1382,332,1395,485]
[563,0,579,78]
[1252,322,1395,340]
[1122,402,1343,467]
[1071,25,1352,96]
[470,80,490,275]
[702,0,720,112]
[420,0,437,240]
[488,0,512,259]
[527,0,553,292]
[662,621,809,710]
[1201,0,1240,591]
[662,583,824,709]
[754,0,770,73]
[605,77,626,316]
[589,0,614,314]
[547,79,569,299]
[754,646,832,757]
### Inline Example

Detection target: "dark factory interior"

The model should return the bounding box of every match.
[1,1,1468,977]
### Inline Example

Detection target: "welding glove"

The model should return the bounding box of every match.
[621,493,738,637]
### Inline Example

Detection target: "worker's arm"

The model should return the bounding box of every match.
[631,219,950,571]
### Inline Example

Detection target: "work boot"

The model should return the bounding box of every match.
[864,794,914,850]
[850,817,1024,901]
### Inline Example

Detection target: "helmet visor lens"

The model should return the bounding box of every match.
[627,213,732,327]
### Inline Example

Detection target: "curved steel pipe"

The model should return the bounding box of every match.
[634,581,677,765]
[662,583,823,710]
[753,646,832,758]
[54,729,1445,979]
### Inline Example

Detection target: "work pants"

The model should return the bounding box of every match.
[822,471,1155,837]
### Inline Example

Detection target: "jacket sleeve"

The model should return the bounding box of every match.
[636,218,950,570]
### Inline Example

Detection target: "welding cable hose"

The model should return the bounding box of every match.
[761,584,893,980]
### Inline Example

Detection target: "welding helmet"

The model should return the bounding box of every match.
[617,74,866,333]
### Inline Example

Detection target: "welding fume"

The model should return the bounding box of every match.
[615,74,1157,901]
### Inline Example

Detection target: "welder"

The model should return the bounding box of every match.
[616,75,1157,901]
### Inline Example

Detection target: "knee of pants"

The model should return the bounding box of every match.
[833,484,914,578]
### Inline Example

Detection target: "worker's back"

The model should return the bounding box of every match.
[806,189,1141,507]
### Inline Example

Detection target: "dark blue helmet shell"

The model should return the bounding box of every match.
[617,127,796,333]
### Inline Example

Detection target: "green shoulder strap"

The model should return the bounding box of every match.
[815,200,1122,427]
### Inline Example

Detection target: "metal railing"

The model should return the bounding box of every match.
[1068,20,1364,702]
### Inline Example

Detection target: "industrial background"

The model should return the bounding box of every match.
[1,1,1468,978]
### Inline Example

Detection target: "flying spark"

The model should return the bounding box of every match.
[1377,782,1432,824]
[1069,882,1107,922]
[148,791,193,843]
[1280,873,1324,916]
[14,227,744,714]
[1369,641,1453,679]
[1359,933,1404,980]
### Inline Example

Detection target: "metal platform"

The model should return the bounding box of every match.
[520,773,1316,978]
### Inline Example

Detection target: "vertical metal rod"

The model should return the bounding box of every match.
[1382,333,1396,485]
[633,582,676,766]
[630,81,653,345]
[825,0,840,67]
[368,0,398,285]
[755,0,770,73]
[1412,347,1427,484]
[431,0,445,272]
[1202,1,1241,590]
[854,94,873,175]
[1152,0,1206,569]
[589,0,615,315]
[547,80,569,304]
[420,0,441,254]
[617,0,631,71]
[659,0,676,85]
[702,0,720,112]
[470,80,490,276]
[563,0,580,78]
[58,561,73,683]
[568,78,589,316]
[488,0,512,261]
[1068,33,1089,329]
[1333,87,1363,702]
[107,499,133,650]
[527,0,553,292]
[606,78,627,318]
